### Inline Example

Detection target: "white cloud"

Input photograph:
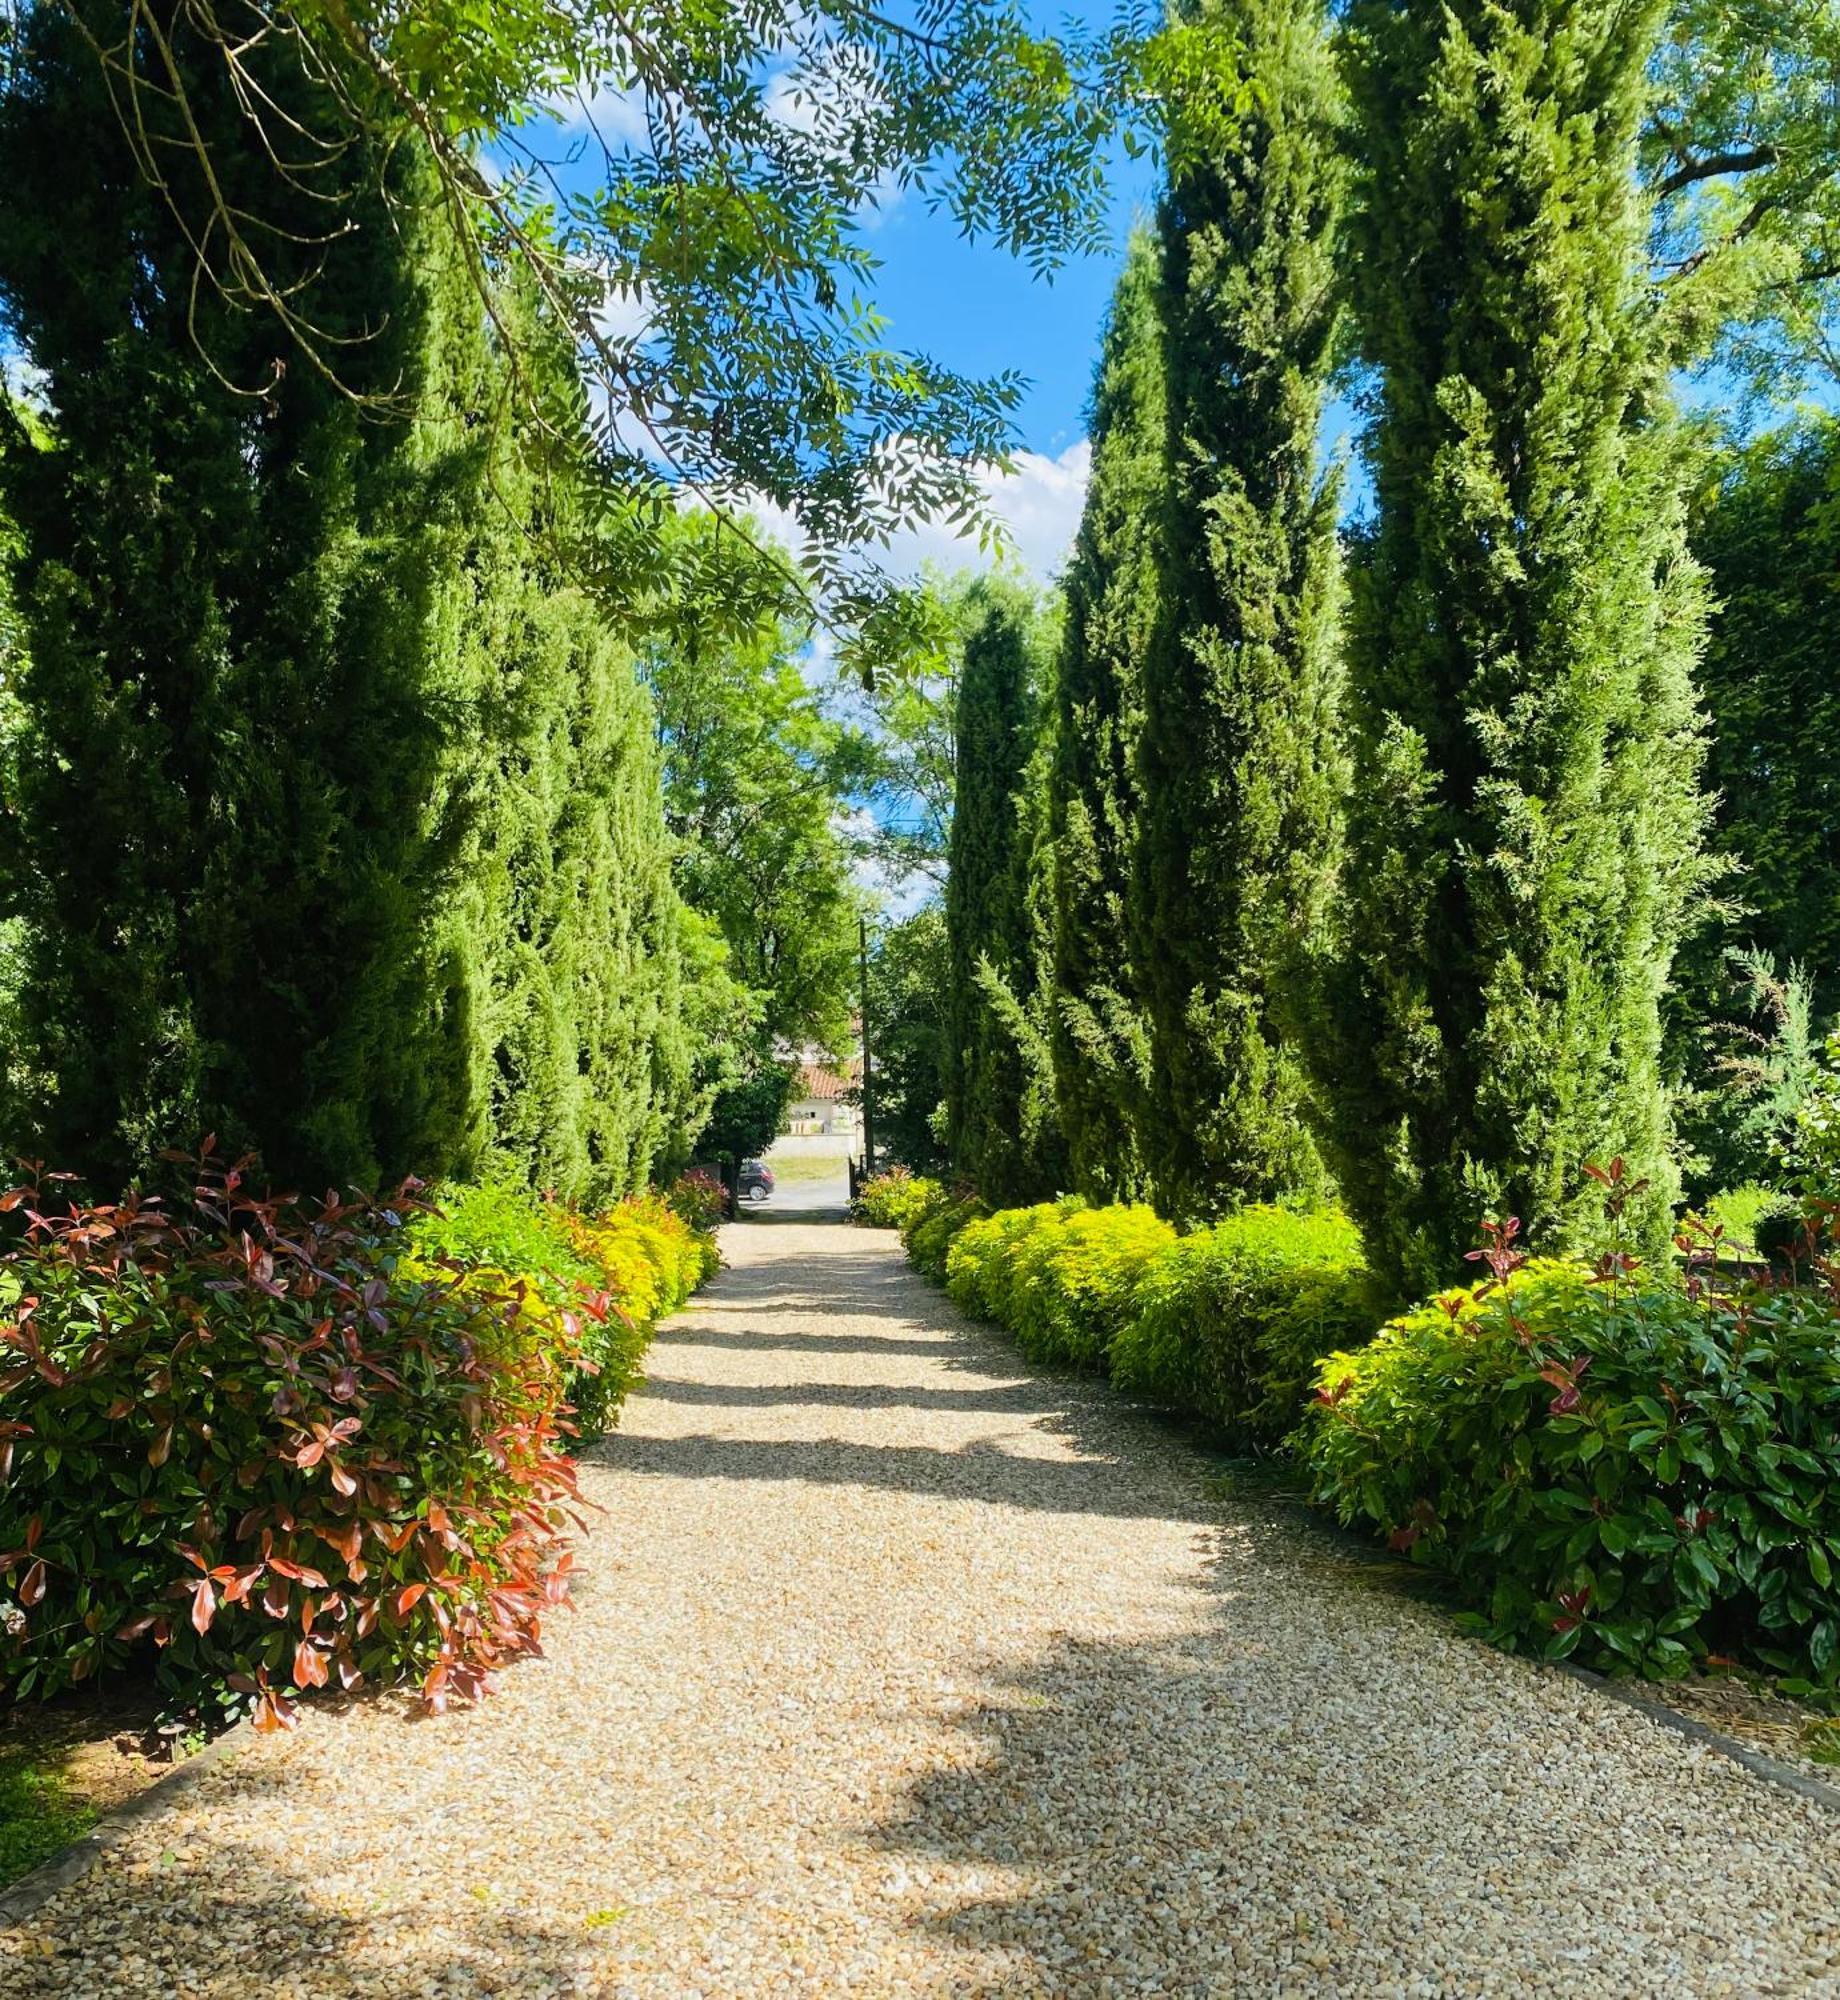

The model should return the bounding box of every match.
[542,81,651,147]
[741,437,1091,589]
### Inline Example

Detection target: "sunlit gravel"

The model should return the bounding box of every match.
[7,1197,1840,1996]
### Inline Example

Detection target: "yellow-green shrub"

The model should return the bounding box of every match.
[945,1200,1081,1323]
[1110,1205,1373,1442]
[411,1184,717,1437]
[1004,1204,1176,1371]
[855,1169,947,1231]
[905,1192,987,1280]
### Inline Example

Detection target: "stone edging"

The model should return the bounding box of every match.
[0,1716,256,1926]
[1555,1660,1840,1817]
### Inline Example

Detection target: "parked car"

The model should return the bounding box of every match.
[739,1158,775,1203]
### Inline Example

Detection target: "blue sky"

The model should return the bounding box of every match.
[866,155,1159,461]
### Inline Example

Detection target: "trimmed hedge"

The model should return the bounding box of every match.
[950,1202,1176,1371]
[926,1190,1364,1413]
[409,1181,719,1437]
[1299,1256,1840,1688]
[1111,1206,1373,1444]
[854,1169,947,1232]
[904,1190,988,1281]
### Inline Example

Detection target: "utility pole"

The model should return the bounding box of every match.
[859,915,875,1180]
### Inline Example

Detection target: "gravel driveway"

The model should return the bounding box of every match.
[9,1197,1840,1996]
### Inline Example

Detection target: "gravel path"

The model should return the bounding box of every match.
[10,1193,1840,1996]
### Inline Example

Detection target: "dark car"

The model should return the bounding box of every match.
[739,1157,775,1203]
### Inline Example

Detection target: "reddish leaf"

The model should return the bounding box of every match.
[189,1576,216,1635]
[18,1558,46,1606]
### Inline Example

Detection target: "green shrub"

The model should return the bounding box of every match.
[945,1201,1076,1322]
[905,1193,987,1281]
[1004,1204,1175,1371]
[854,1169,946,1232]
[1300,1251,1840,1687]
[0,1154,582,1726]
[1111,1206,1372,1443]
[408,1182,717,1438]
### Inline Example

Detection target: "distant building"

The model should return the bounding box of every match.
[783,1058,862,1139]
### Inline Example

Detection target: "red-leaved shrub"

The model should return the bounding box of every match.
[0,1147,584,1729]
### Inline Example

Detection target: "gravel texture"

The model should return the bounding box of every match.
[9,1189,1840,1996]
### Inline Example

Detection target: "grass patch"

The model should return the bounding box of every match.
[0,1747,97,1884]
[762,1151,851,1183]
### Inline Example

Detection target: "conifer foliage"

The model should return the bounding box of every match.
[1321,0,1711,1297]
[1049,230,1165,1204]
[0,3,689,1199]
[945,585,1061,1207]
[1133,0,1346,1224]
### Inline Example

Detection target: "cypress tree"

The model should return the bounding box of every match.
[1049,230,1165,1203]
[1688,421,1840,1018]
[1322,0,1711,1297]
[945,584,1058,1205]
[1132,0,1346,1225]
[0,3,691,1196]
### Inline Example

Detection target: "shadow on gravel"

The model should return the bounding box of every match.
[596,1427,1215,1524]
[636,1375,1070,1415]
[0,1835,634,1997]
[857,1534,1803,1997]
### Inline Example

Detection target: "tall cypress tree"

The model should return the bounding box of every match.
[0,3,691,1196]
[1133,0,1346,1225]
[1049,230,1165,1203]
[1322,0,1711,1297]
[945,584,1057,1205]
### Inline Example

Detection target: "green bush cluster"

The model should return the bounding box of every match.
[929,1191,1366,1419]
[902,1189,989,1282]
[853,1170,947,1232]
[1300,1256,1840,1687]
[1110,1206,1374,1444]
[0,1153,718,1727]
[408,1181,718,1439]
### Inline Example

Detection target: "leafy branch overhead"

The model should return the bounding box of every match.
[34,0,1253,631]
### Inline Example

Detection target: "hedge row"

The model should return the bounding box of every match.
[866,1166,1840,1692]
[861,1173,1372,1446]
[1300,1239,1840,1690]
[0,1151,717,1729]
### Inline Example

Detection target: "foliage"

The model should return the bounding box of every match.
[408,1182,716,1438]
[1300,1218,1840,1689]
[1677,422,1840,1084]
[1320,0,1712,1300]
[0,12,693,1199]
[1701,1183,1792,1254]
[944,578,1064,1206]
[862,908,952,1175]
[945,1201,1082,1325]
[904,1192,989,1283]
[641,517,870,1061]
[943,1198,1174,1373]
[1647,0,1840,403]
[697,1064,797,1168]
[1133,0,1345,1225]
[1773,1030,1840,1211]
[853,1170,946,1233]
[1111,1205,1373,1444]
[0,1154,584,1725]
[1048,230,1164,1204]
[665,1169,731,1237]
[43,0,1238,631]
[1002,1204,1176,1372]
[1681,950,1835,1194]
